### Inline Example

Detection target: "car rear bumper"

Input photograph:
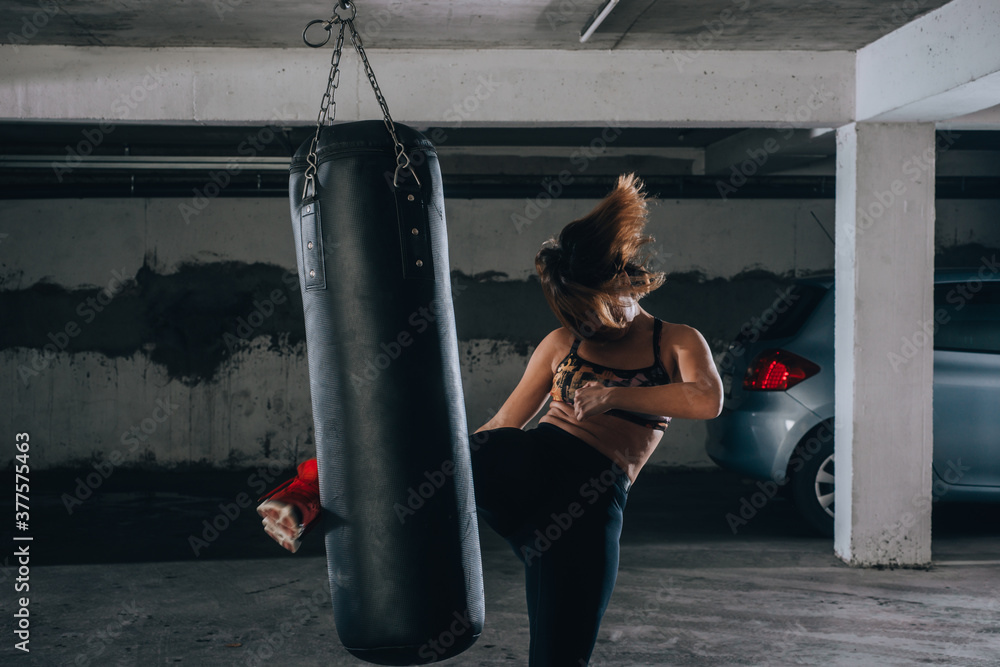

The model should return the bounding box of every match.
[705,392,823,481]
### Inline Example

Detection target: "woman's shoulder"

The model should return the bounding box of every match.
[650,319,709,381]
[656,319,710,351]
[534,327,577,366]
[539,327,577,351]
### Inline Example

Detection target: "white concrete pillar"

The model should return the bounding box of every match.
[833,122,936,567]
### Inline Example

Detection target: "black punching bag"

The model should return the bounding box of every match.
[288,121,484,664]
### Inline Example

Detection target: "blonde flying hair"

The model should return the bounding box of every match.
[535,173,665,340]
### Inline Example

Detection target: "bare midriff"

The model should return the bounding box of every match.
[539,400,662,484]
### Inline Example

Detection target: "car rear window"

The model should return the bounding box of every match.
[934,281,1000,353]
[735,283,829,343]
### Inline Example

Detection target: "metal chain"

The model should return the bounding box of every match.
[344,17,420,188]
[302,13,348,200]
[301,1,420,196]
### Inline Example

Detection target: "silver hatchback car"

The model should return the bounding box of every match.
[706,266,1000,536]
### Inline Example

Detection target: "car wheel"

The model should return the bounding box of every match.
[789,430,835,537]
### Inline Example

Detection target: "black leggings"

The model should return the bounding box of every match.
[469,423,631,667]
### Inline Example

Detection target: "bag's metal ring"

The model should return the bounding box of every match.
[334,1,357,22]
[303,19,333,48]
[302,4,355,47]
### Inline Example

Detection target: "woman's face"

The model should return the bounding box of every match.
[581,297,639,342]
[620,297,639,322]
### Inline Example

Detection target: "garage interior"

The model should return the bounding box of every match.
[2,0,1000,664]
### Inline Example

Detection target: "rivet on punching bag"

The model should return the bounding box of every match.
[288,6,485,665]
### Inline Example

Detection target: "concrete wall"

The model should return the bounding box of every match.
[3,195,998,471]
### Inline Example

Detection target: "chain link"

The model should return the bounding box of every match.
[302,18,347,201]
[301,1,419,199]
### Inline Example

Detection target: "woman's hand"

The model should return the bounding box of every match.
[573,381,615,420]
[258,501,304,553]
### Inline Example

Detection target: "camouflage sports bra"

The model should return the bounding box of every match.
[550,317,673,431]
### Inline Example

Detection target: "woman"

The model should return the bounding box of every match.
[258,173,723,666]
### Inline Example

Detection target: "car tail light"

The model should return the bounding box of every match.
[743,349,820,391]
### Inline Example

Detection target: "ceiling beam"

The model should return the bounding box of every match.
[938,103,1000,130]
[0,45,855,126]
[857,0,1000,123]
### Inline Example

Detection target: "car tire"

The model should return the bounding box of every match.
[788,425,835,537]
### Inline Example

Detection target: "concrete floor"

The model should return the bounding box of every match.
[1,468,999,666]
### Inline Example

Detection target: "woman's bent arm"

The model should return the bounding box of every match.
[474,329,565,432]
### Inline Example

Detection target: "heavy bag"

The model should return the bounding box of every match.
[288,120,485,664]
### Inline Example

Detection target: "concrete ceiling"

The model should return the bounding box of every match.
[0,0,953,51]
